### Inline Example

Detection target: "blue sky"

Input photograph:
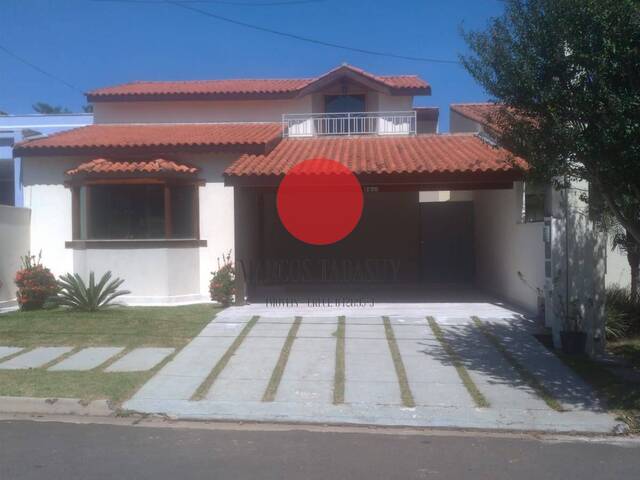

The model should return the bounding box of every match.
[0,0,504,131]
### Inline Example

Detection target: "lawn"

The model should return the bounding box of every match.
[0,304,221,404]
[608,337,640,369]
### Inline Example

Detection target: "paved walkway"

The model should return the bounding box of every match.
[0,346,174,372]
[125,303,618,433]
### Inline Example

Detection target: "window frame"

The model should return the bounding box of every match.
[517,181,547,224]
[69,177,202,242]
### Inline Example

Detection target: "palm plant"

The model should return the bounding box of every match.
[53,271,130,311]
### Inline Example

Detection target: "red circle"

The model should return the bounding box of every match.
[277,158,363,245]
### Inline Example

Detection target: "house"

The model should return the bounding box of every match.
[12,65,606,353]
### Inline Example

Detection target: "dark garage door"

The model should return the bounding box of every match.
[420,202,475,284]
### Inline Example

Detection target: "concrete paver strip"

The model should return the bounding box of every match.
[206,317,293,402]
[482,318,602,411]
[130,319,251,401]
[49,347,125,371]
[0,347,73,370]
[472,317,563,411]
[0,347,23,361]
[345,318,402,405]
[276,319,337,403]
[438,319,552,411]
[391,319,481,408]
[105,348,174,372]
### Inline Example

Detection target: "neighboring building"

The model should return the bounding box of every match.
[12,65,606,354]
[0,114,93,206]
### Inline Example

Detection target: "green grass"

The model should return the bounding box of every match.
[382,316,415,408]
[333,316,346,405]
[0,304,221,403]
[0,304,220,348]
[262,316,302,402]
[427,316,490,408]
[472,316,564,412]
[191,315,260,401]
[0,369,152,404]
[608,337,640,369]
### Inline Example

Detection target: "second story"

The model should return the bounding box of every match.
[86,64,436,136]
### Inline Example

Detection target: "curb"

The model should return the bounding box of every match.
[0,396,113,416]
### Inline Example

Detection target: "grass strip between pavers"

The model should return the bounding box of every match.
[0,346,36,365]
[262,316,303,402]
[333,316,346,405]
[471,316,565,412]
[427,316,490,408]
[191,315,260,401]
[382,316,415,408]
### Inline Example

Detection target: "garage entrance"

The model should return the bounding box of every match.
[234,188,481,303]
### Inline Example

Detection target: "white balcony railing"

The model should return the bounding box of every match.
[283,111,416,138]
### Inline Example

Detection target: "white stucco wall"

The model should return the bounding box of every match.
[605,240,631,288]
[21,153,238,305]
[93,97,313,124]
[22,156,76,277]
[0,205,30,310]
[473,186,545,314]
[449,110,482,133]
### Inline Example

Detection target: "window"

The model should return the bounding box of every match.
[72,180,199,240]
[324,94,365,114]
[324,94,366,134]
[521,182,546,223]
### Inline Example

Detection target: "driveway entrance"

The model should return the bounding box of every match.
[125,302,617,433]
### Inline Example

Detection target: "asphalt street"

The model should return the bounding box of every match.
[1,420,638,479]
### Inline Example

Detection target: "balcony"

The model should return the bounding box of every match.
[283,111,417,138]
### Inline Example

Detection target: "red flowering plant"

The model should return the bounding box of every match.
[14,252,58,310]
[209,251,236,307]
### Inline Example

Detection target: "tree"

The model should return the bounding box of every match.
[32,102,71,114]
[82,104,94,113]
[461,0,640,296]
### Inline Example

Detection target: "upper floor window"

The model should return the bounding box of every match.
[324,94,365,114]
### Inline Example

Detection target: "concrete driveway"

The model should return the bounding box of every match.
[125,303,618,433]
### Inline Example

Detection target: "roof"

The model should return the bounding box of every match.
[450,103,503,131]
[66,158,199,176]
[224,134,525,181]
[14,123,282,156]
[86,64,430,101]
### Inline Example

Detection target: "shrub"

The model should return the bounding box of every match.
[14,252,58,310]
[210,251,236,307]
[606,285,640,340]
[52,271,130,312]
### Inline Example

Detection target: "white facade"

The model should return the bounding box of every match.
[22,153,238,305]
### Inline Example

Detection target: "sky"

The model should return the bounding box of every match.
[0,0,505,132]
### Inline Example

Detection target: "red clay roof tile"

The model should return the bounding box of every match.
[450,103,504,131]
[224,134,526,177]
[87,65,430,100]
[66,158,200,176]
[15,123,283,155]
